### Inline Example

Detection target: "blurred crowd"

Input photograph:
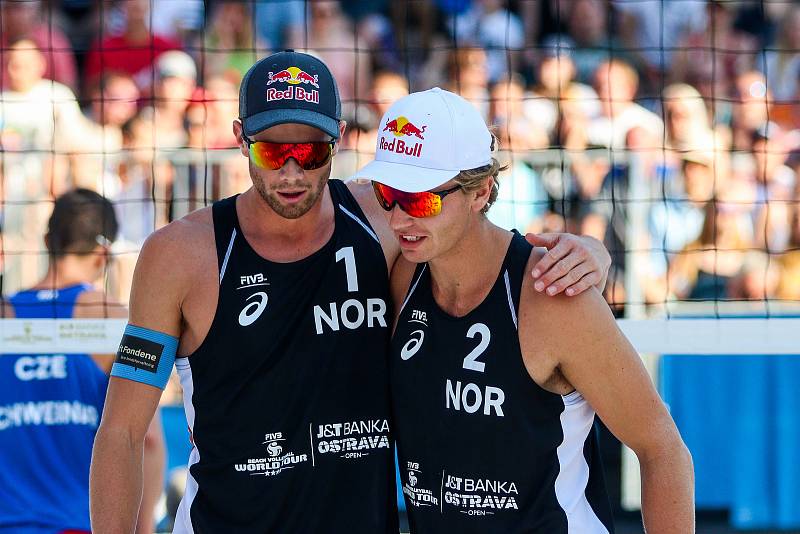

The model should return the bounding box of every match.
[2,0,800,313]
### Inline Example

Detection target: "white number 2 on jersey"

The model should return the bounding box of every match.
[463,323,490,372]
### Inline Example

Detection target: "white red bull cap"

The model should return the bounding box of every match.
[356,87,492,192]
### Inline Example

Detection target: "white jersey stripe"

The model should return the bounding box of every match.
[503,270,518,330]
[174,360,200,534]
[399,264,428,316]
[219,228,236,285]
[339,204,380,244]
[554,392,610,533]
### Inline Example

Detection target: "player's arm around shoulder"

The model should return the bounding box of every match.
[518,249,695,534]
[347,178,400,271]
[91,211,213,534]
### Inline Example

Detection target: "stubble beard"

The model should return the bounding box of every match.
[250,162,328,220]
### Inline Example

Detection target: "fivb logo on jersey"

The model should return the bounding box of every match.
[403,460,439,508]
[237,272,269,327]
[234,430,308,477]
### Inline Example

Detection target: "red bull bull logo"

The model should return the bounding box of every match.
[383,116,426,139]
[266,66,320,88]
[380,116,425,158]
[265,66,320,104]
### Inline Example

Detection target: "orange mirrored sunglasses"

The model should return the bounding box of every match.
[372,182,463,218]
[243,135,335,170]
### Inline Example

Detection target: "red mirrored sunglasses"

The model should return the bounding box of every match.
[372,181,463,218]
[243,134,335,170]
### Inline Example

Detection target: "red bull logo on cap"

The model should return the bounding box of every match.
[265,66,320,104]
[379,116,425,158]
[383,116,426,139]
[266,66,319,88]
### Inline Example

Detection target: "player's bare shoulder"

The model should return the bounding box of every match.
[345,178,399,267]
[136,207,216,285]
[128,207,217,334]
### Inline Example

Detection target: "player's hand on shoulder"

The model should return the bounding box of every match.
[525,232,611,297]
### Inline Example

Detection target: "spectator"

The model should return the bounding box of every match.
[614,0,708,88]
[200,1,264,85]
[287,1,371,107]
[150,0,204,43]
[728,251,781,300]
[185,76,239,150]
[566,0,629,84]
[148,51,198,149]
[369,71,409,119]
[0,0,77,92]
[254,0,307,52]
[490,75,548,150]
[588,59,664,151]
[669,200,753,300]
[445,46,490,118]
[84,0,181,94]
[104,109,173,250]
[759,4,800,102]
[645,149,727,303]
[663,83,716,154]
[671,0,757,108]
[749,123,796,252]
[446,0,524,83]
[730,71,772,151]
[524,34,599,144]
[0,40,87,156]
[0,41,93,293]
[487,151,549,234]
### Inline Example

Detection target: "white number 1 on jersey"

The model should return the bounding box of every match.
[336,246,359,292]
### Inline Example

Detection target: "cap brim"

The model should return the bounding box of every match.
[244,108,340,139]
[356,159,459,193]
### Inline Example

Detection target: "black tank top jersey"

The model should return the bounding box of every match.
[390,231,615,534]
[173,180,398,533]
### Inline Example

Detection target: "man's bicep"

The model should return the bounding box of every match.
[551,291,678,454]
[100,377,163,440]
[127,232,186,336]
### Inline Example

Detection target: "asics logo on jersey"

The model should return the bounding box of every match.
[239,292,268,326]
[401,329,425,360]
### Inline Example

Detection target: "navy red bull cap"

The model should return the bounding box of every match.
[356,88,492,192]
[239,50,341,139]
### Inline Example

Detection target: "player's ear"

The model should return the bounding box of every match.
[333,120,347,156]
[233,120,249,158]
[471,176,494,213]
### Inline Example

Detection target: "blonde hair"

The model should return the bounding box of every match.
[452,135,508,214]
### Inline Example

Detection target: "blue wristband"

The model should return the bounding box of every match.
[110,324,178,390]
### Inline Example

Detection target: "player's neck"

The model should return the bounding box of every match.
[32,258,97,291]
[237,185,335,261]
[428,220,511,317]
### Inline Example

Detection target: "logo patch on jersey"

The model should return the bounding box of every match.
[400,330,425,360]
[116,335,163,373]
[403,461,439,507]
[239,292,268,326]
[315,418,391,460]
[443,473,520,515]
[239,272,269,289]
[234,431,308,477]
